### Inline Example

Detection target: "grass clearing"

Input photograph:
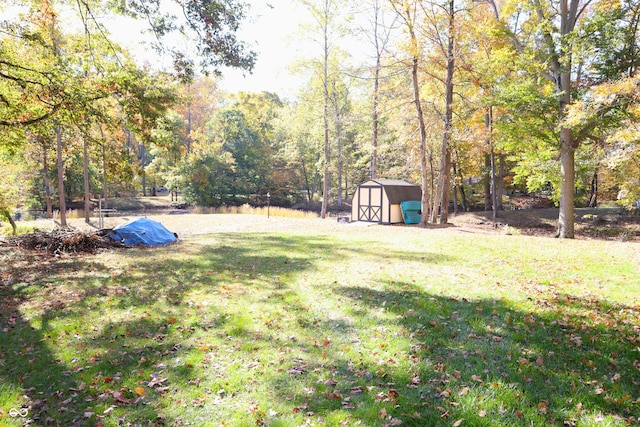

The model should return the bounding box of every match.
[1,216,639,426]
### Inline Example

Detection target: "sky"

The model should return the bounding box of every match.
[218,0,311,96]
[105,0,313,96]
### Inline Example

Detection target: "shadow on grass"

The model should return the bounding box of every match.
[314,284,640,426]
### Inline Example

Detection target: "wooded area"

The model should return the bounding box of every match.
[1,0,640,238]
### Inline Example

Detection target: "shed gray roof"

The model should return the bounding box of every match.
[372,179,417,187]
[365,179,422,204]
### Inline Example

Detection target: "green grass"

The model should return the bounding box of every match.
[1,224,639,426]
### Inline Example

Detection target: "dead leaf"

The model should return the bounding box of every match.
[410,372,421,385]
[379,408,388,419]
[112,391,131,404]
[538,401,548,414]
[134,387,146,396]
[478,410,486,417]
[452,420,463,427]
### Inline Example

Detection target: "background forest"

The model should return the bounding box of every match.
[1,0,640,238]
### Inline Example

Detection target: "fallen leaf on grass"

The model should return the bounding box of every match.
[341,398,355,409]
[292,403,308,413]
[113,391,131,404]
[148,373,169,388]
[324,378,338,387]
[452,420,463,427]
[538,401,548,414]
[379,408,387,419]
[287,365,307,375]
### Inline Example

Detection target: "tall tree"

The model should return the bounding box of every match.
[297,0,352,218]
[427,0,457,224]
[482,0,601,237]
[389,0,432,224]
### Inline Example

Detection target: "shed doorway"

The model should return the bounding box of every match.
[357,184,383,222]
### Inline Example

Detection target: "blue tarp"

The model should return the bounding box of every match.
[109,217,177,247]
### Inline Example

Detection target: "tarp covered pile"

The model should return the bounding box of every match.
[109,218,177,247]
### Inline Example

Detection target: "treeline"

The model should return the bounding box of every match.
[2,0,639,238]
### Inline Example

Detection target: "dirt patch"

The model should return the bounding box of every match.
[449,208,640,240]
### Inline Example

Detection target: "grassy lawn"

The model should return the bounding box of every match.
[1,218,639,426]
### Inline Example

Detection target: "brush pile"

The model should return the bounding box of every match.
[4,228,126,255]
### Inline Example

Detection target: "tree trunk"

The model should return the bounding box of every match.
[430,0,455,225]
[337,127,343,207]
[588,169,598,207]
[141,140,147,197]
[496,153,505,210]
[320,0,330,219]
[371,0,382,180]
[101,140,108,209]
[55,125,67,227]
[557,60,575,237]
[0,210,17,235]
[187,84,192,156]
[558,130,576,238]
[413,52,430,226]
[555,0,578,238]
[83,138,91,223]
[453,156,467,213]
[371,60,380,180]
[484,154,491,211]
[42,141,53,218]
[452,161,459,215]
[485,110,497,220]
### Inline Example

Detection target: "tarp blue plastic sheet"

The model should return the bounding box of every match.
[109,217,177,247]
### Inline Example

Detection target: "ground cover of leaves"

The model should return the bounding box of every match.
[1,215,639,426]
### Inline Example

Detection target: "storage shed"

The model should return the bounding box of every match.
[351,179,422,224]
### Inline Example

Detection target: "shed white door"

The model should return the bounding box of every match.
[357,185,383,222]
